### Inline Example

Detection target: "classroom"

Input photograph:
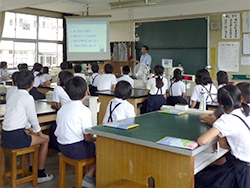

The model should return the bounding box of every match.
[0,0,250,188]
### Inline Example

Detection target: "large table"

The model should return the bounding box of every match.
[97,89,148,124]
[87,108,228,188]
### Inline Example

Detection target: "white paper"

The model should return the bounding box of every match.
[243,33,250,55]
[222,13,240,39]
[241,57,250,65]
[218,42,239,72]
[242,11,250,33]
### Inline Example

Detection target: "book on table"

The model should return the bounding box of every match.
[103,122,139,130]
[156,136,198,150]
[160,109,186,115]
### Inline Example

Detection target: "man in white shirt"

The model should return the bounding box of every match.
[132,46,152,72]
[118,65,134,88]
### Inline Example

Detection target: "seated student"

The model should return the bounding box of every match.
[55,77,96,188]
[166,68,187,106]
[60,62,68,71]
[196,85,250,188]
[5,71,19,102]
[89,63,100,96]
[141,65,168,114]
[73,64,86,80]
[43,66,52,82]
[17,63,28,70]
[97,64,117,91]
[0,61,11,80]
[118,65,134,88]
[103,81,135,124]
[51,71,74,110]
[190,69,217,109]
[217,70,228,89]
[1,70,54,184]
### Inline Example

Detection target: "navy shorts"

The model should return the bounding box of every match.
[58,140,95,160]
[1,129,32,149]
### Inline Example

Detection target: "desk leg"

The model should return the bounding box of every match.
[96,136,194,188]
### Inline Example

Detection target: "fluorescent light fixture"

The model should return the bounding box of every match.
[110,0,156,9]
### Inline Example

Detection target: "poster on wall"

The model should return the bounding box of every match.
[218,42,239,72]
[242,11,250,33]
[243,33,250,55]
[222,13,240,39]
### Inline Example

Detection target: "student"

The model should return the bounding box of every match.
[217,70,228,89]
[97,64,117,91]
[190,69,217,109]
[55,77,96,188]
[0,61,10,80]
[73,64,86,80]
[141,65,168,114]
[103,81,135,124]
[166,68,187,106]
[51,71,74,110]
[43,66,52,82]
[196,85,250,188]
[60,62,68,70]
[5,71,19,102]
[89,63,100,96]
[1,70,55,184]
[118,65,134,88]
[17,63,28,70]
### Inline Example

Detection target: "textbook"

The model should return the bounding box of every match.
[160,109,186,115]
[103,122,139,130]
[156,136,198,150]
[38,99,53,103]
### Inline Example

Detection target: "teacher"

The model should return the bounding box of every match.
[132,46,152,72]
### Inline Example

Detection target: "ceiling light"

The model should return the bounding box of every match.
[110,0,156,9]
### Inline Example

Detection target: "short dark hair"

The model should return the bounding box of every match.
[115,81,132,100]
[91,63,99,73]
[142,46,149,51]
[74,64,82,73]
[58,71,74,87]
[60,62,68,70]
[65,76,87,100]
[122,65,130,75]
[217,71,228,85]
[237,82,250,103]
[33,63,43,72]
[67,62,73,69]
[104,64,114,74]
[16,70,34,89]
[12,71,19,86]
[43,66,49,74]
[17,63,28,70]
[195,69,212,85]
[0,61,7,68]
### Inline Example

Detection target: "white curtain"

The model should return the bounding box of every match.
[0,11,6,41]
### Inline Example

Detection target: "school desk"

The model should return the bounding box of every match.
[86,110,228,188]
[96,89,148,124]
[36,84,56,95]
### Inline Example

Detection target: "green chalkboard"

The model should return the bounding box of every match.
[135,18,208,75]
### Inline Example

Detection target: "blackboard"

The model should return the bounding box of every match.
[135,18,208,75]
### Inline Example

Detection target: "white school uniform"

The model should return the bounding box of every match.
[191,84,217,104]
[55,100,92,145]
[213,108,250,163]
[5,86,18,102]
[74,73,86,80]
[147,77,168,95]
[118,75,134,88]
[44,73,52,82]
[97,74,117,91]
[168,80,186,96]
[2,89,41,132]
[0,68,8,78]
[140,53,152,71]
[218,84,226,90]
[52,86,71,106]
[102,98,135,124]
[33,71,46,88]
[89,73,100,87]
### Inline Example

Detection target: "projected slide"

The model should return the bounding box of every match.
[67,22,107,53]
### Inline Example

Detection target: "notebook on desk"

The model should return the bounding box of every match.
[103,122,139,130]
[160,109,186,115]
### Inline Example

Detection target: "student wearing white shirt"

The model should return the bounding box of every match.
[97,64,117,91]
[103,81,135,124]
[141,65,168,114]
[1,70,54,184]
[73,64,86,80]
[0,61,10,80]
[55,77,96,188]
[89,63,100,96]
[167,68,187,106]
[51,71,74,110]
[217,70,228,90]
[5,71,18,102]
[43,66,52,82]
[190,69,217,109]
[118,65,134,88]
[132,46,152,72]
[196,85,250,188]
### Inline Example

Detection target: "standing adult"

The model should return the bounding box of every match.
[132,46,152,72]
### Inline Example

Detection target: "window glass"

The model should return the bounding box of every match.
[16,13,37,39]
[14,42,36,67]
[0,41,14,68]
[39,43,57,66]
[2,12,15,38]
[39,17,58,40]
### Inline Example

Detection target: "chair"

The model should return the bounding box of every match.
[58,153,96,188]
[0,145,39,188]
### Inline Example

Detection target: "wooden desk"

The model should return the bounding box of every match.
[97,89,148,124]
[37,86,55,95]
[87,110,228,188]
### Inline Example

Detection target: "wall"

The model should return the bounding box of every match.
[109,21,134,42]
